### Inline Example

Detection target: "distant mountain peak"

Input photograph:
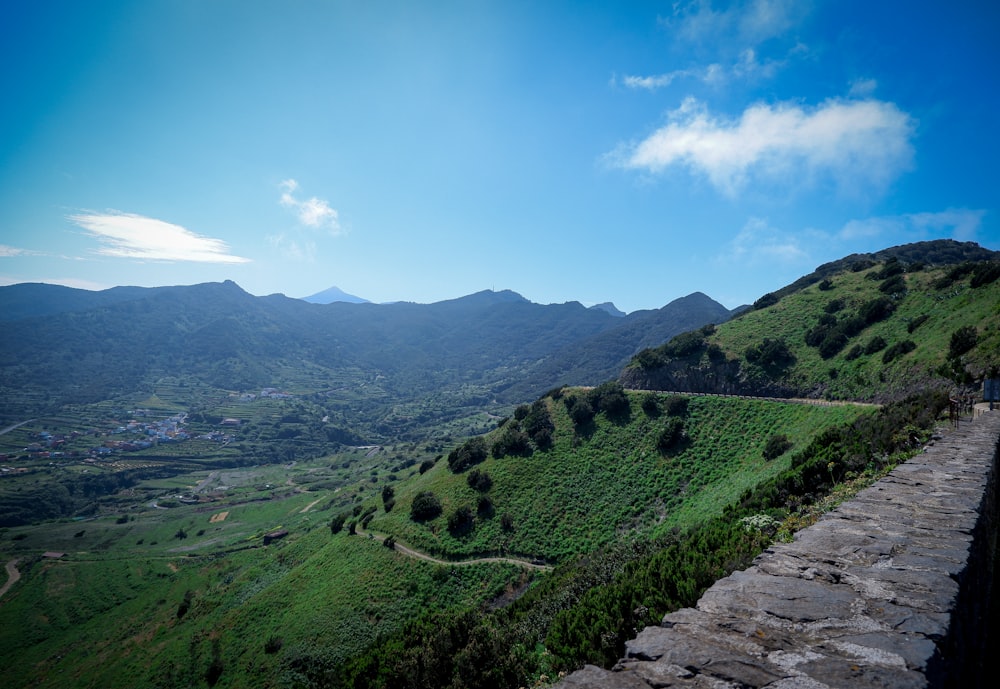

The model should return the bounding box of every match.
[302,285,369,304]
[589,302,626,317]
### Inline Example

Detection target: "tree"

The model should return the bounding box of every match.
[448,505,475,536]
[448,437,488,472]
[467,469,493,492]
[410,491,443,522]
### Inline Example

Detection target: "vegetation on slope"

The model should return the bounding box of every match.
[333,390,947,688]
[623,257,1000,401]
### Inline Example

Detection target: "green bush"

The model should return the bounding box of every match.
[762,434,792,460]
[882,340,917,364]
[863,336,887,355]
[447,505,475,536]
[466,469,493,492]
[410,491,442,521]
[949,325,978,359]
[448,436,489,472]
[657,417,686,452]
[907,314,929,334]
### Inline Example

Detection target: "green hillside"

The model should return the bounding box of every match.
[0,383,895,689]
[622,257,1000,401]
[0,241,994,689]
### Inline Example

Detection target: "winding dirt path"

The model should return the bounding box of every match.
[354,527,552,572]
[0,559,21,601]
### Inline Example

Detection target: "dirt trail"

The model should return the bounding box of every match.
[299,496,325,514]
[0,559,21,600]
[353,527,552,572]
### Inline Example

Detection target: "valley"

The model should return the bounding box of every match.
[0,240,998,688]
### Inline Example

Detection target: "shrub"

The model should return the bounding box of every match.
[863,336,887,355]
[844,344,864,361]
[949,325,978,359]
[177,590,194,619]
[818,278,834,291]
[513,404,531,421]
[824,298,845,313]
[879,274,907,295]
[329,512,349,534]
[477,495,494,517]
[745,338,795,368]
[971,262,1000,288]
[817,333,849,360]
[663,395,689,417]
[523,400,555,446]
[467,469,493,492]
[264,636,284,654]
[447,505,475,536]
[492,427,532,458]
[447,437,488,472]
[882,340,917,364]
[419,459,436,474]
[381,485,395,506]
[753,292,779,310]
[565,395,595,426]
[588,381,630,418]
[907,314,929,334]
[640,394,660,416]
[383,536,396,550]
[859,296,896,325]
[410,492,442,521]
[657,417,686,452]
[500,513,515,532]
[762,434,792,460]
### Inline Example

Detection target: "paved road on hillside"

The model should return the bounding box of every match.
[0,559,20,600]
[353,527,552,572]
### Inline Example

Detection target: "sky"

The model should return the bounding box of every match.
[1,0,998,313]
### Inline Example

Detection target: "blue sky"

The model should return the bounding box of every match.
[1,0,997,313]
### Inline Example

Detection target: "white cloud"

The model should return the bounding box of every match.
[614,97,915,196]
[0,245,28,257]
[840,209,987,243]
[718,217,810,265]
[278,178,341,233]
[68,211,250,264]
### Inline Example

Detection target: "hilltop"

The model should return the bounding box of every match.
[622,241,1000,402]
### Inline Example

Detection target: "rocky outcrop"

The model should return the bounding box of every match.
[557,411,1000,689]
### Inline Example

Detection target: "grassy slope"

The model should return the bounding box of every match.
[366,394,871,562]
[0,393,871,688]
[635,263,1000,400]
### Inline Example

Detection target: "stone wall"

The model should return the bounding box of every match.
[558,411,1000,689]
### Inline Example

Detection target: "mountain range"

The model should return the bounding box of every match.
[0,281,735,439]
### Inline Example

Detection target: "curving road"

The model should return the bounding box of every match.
[353,527,552,572]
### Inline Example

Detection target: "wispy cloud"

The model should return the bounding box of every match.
[665,0,807,49]
[848,78,878,97]
[279,179,341,233]
[68,211,250,263]
[612,97,915,196]
[840,208,987,242]
[266,232,318,262]
[621,48,787,91]
[717,217,810,265]
[0,244,30,257]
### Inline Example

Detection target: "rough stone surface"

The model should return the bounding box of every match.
[555,411,1000,689]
